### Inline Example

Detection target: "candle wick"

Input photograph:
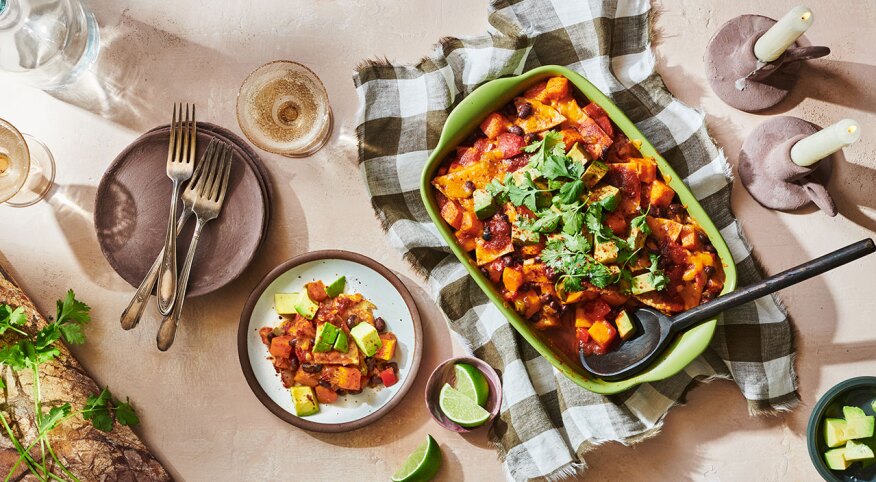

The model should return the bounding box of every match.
[847,126,858,134]
[801,11,811,21]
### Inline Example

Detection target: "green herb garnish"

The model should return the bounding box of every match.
[0,291,140,481]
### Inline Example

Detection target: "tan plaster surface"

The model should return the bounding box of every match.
[0,0,873,480]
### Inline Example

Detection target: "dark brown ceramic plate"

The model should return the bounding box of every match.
[238,250,423,432]
[95,128,266,297]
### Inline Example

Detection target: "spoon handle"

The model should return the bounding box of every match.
[671,238,876,332]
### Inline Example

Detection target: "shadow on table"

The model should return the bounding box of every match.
[830,156,876,233]
[47,11,233,132]
[763,60,876,116]
[43,182,132,291]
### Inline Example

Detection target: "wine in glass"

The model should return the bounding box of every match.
[236,61,333,157]
[0,118,55,207]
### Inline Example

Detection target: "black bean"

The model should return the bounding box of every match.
[374,317,386,332]
[524,133,538,145]
[544,266,559,281]
[318,380,332,389]
[539,293,552,304]
[387,362,399,372]
[464,180,475,192]
[668,204,684,216]
[301,363,323,373]
[289,357,300,373]
[503,102,517,117]
[650,206,665,218]
[704,265,716,276]
[697,231,710,245]
[508,125,524,136]
[517,102,533,119]
[336,389,347,396]
[371,375,382,386]
[366,357,377,372]
[705,244,717,253]
[265,332,276,345]
[482,225,492,241]
[547,299,561,311]
[346,315,357,329]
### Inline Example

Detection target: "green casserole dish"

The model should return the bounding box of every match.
[419,65,737,394]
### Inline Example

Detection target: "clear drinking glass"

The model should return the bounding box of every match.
[0,118,55,207]
[0,0,99,89]
[236,61,333,157]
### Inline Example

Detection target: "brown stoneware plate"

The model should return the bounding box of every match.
[238,250,423,432]
[425,357,502,433]
[95,128,266,297]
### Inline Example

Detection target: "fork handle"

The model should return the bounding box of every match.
[120,210,192,330]
[157,219,204,351]
[157,181,182,315]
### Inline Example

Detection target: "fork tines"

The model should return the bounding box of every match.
[168,103,197,169]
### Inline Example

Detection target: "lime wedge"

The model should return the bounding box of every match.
[391,434,441,482]
[439,383,490,428]
[453,363,489,407]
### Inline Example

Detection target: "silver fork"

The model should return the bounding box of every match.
[120,140,218,330]
[157,141,233,351]
[157,103,197,315]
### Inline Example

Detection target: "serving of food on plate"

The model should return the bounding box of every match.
[259,276,400,416]
[430,74,727,364]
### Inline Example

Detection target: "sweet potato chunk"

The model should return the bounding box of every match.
[481,112,513,139]
[523,81,550,103]
[440,200,464,229]
[649,180,676,209]
[544,77,571,101]
[432,160,497,199]
[502,267,524,293]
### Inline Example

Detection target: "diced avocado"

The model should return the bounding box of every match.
[864,439,876,468]
[325,276,346,297]
[615,310,636,340]
[844,440,875,462]
[333,330,349,352]
[274,293,299,315]
[291,386,319,416]
[825,418,849,448]
[313,323,340,353]
[350,322,382,357]
[473,189,498,220]
[629,225,648,250]
[824,448,851,471]
[845,415,875,440]
[511,165,541,184]
[594,240,618,263]
[844,406,867,419]
[512,223,540,246]
[589,185,621,212]
[631,273,658,295]
[293,291,319,320]
[567,142,590,166]
[582,161,608,188]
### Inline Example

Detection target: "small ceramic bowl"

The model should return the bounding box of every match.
[807,376,876,482]
[425,357,502,433]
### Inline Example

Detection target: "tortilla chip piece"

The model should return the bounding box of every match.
[513,98,566,134]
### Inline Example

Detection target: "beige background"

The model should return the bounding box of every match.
[0,0,874,480]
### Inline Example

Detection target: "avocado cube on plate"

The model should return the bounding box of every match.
[594,240,618,263]
[631,273,658,295]
[293,292,319,320]
[325,276,346,298]
[333,330,349,352]
[629,224,648,250]
[824,418,849,448]
[589,185,621,212]
[844,440,875,462]
[274,293,299,315]
[845,415,875,440]
[844,406,868,420]
[615,310,636,340]
[350,322,382,357]
[582,161,608,188]
[313,323,340,353]
[512,223,540,246]
[291,386,319,417]
[567,142,590,166]
[824,448,851,471]
[473,189,498,220]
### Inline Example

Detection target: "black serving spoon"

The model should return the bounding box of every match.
[581,238,876,381]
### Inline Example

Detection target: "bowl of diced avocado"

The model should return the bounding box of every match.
[807,377,876,481]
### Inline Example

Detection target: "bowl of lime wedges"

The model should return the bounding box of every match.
[807,377,876,482]
[425,357,502,433]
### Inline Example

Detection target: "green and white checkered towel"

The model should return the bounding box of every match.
[354,1,799,480]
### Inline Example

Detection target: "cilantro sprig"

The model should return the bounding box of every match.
[646,253,669,292]
[0,291,140,481]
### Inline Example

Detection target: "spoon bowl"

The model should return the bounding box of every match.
[581,239,875,381]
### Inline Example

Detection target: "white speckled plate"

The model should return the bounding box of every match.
[238,250,422,432]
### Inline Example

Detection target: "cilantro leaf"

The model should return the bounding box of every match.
[524,131,565,172]
[647,254,669,292]
[114,399,140,427]
[59,323,86,345]
[506,172,542,212]
[561,210,584,236]
[40,403,72,433]
[56,289,91,326]
[558,180,584,204]
[84,387,114,432]
[541,153,571,180]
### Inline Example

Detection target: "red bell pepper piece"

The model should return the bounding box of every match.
[379,367,398,387]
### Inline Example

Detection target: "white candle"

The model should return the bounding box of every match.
[790,119,861,167]
[754,6,814,62]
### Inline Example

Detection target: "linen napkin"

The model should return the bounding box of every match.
[354,0,799,479]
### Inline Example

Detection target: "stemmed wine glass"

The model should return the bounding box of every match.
[0,118,55,207]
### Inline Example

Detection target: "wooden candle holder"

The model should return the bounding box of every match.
[738,116,836,216]
[705,14,829,113]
